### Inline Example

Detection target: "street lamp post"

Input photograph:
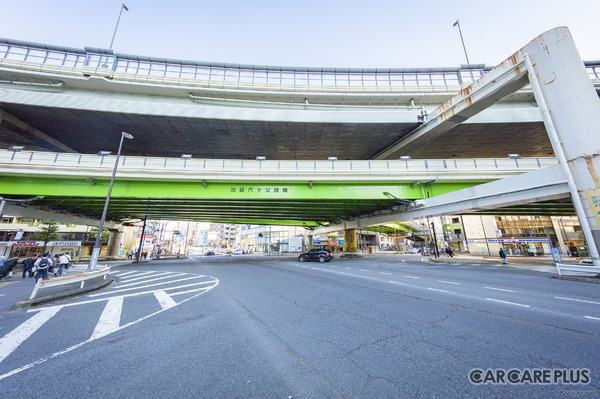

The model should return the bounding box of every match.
[109,3,129,50]
[452,20,470,64]
[88,132,134,271]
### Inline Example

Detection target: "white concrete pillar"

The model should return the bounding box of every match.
[524,27,600,260]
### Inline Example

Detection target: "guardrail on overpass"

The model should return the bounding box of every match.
[1,37,598,94]
[0,150,558,182]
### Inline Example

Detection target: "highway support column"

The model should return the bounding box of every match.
[523,27,600,265]
[344,229,358,252]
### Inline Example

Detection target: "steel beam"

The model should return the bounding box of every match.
[0,108,77,152]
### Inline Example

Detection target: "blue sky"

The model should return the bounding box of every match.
[2,0,598,68]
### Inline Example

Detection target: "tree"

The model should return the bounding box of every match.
[89,227,111,243]
[35,221,60,251]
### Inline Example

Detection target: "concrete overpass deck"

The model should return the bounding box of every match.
[0,150,557,225]
[0,37,598,160]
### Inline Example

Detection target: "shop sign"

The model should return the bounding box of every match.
[9,241,43,247]
[313,235,321,244]
[585,188,600,227]
[467,239,549,243]
[14,231,24,240]
[47,241,82,247]
[551,247,562,263]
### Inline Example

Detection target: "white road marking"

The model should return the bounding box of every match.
[344,267,352,270]
[117,272,177,284]
[359,269,368,272]
[111,271,139,278]
[438,280,460,285]
[404,275,420,279]
[110,273,187,288]
[389,280,409,286]
[88,275,209,296]
[0,279,218,382]
[311,267,318,270]
[486,298,530,308]
[428,288,454,294]
[117,271,156,280]
[153,290,177,310]
[379,272,392,275]
[485,287,517,293]
[90,297,123,340]
[0,307,63,363]
[556,296,600,305]
[584,316,600,321]
[168,284,218,296]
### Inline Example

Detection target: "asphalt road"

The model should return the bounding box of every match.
[1,254,599,398]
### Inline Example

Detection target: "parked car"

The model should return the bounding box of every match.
[298,248,333,263]
[205,250,215,256]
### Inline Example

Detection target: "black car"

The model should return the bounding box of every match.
[298,248,333,263]
[205,251,215,256]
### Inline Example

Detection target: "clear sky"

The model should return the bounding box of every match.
[2,0,598,68]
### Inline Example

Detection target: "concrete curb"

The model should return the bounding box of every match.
[551,275,600,284]
[15,277,115,309]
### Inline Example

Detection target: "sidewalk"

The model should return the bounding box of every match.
[427,253,600,281]
[3,260,129,310]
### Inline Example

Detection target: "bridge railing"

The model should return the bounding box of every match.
[2,38,598,93]
[1,150,558,181]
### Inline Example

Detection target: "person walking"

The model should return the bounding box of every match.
[22,256,35,278]
[58,253,70,276]
[499,248,507,264]
[34,253,54,283]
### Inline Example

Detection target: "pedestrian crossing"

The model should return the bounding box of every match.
[0,269,218,381]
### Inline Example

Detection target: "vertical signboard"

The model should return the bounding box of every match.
[585,188,600,227]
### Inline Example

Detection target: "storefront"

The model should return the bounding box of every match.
[1,241,44,258]
[46,241,82,257]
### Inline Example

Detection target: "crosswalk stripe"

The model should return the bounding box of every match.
[111,273,187,289]
[169,284,218,297]
[117,272,177,284]
[88,275,209,297]
[118,271,155,280]
[111,271,138,277]
[154,290,177,310]
[90,297,123,340]
[0,307,63,363]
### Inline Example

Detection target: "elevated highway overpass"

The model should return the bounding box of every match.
[0,150,559,226]
[0,36,598,160]
[0,27,599,263]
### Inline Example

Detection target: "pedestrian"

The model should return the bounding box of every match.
[448,247,454,258]
[52,254,60,276]
[34,253,54,283]
[58,253,70,276]
[499,248,507,264]
[22,256,35,278]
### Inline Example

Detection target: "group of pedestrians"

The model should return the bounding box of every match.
[21,252,72,282]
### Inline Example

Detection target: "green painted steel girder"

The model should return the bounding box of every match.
[0,176,480,224]
[0,177,475,200]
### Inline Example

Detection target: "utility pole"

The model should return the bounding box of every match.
[136,215,147,262]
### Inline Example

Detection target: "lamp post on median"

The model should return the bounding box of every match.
[88,132,134,271]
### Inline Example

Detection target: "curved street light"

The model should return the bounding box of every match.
[88,132,134,271]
